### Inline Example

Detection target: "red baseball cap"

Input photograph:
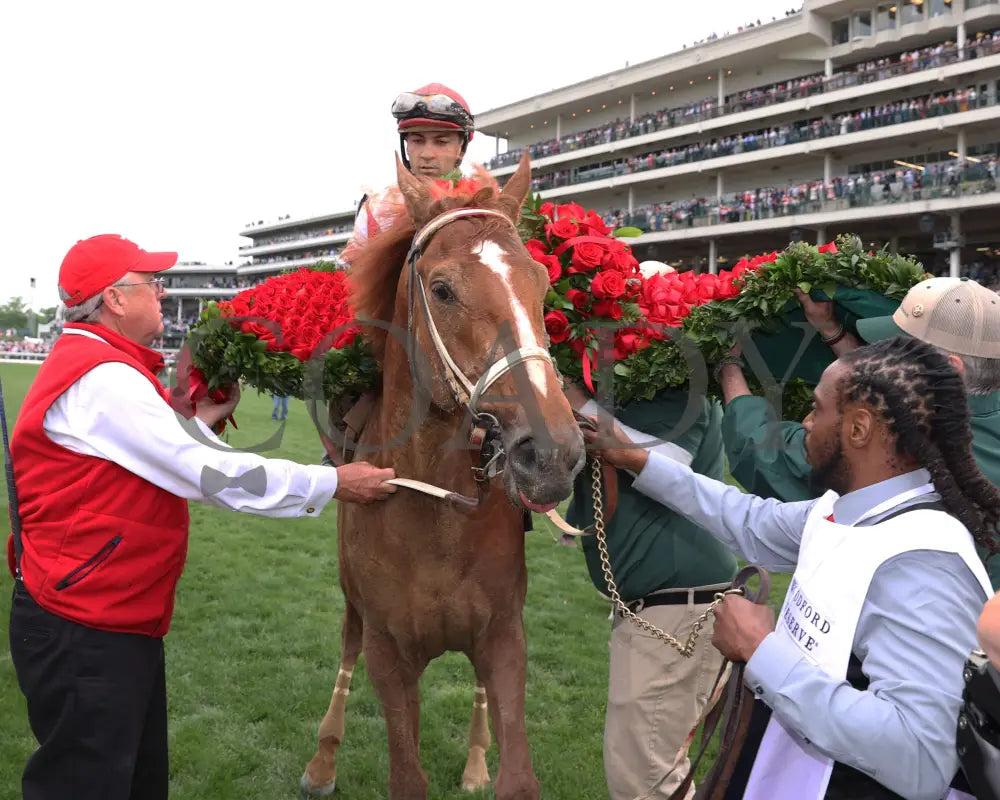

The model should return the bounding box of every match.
[59,234,177,307]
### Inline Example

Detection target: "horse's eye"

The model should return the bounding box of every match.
[431,282,455,302]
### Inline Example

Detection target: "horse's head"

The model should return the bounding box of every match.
[356,154,584,511]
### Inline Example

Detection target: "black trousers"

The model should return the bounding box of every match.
[9,581,169,800]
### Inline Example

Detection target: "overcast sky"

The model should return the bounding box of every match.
[1,0,798,309]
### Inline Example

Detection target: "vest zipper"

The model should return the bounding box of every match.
[54,536,123,590]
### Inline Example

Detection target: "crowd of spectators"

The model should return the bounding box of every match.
[163,276,254,290]
[0,340,51,354]
[965,257,1000,293]
[247,249,341,268]
[685,8,801,49]
[488,29,1000,170]
[245,214,294,228]
[241,223,352,247]
[528,85,992,193]
[602,155,998,232]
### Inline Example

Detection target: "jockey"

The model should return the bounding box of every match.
[340,83,475,265]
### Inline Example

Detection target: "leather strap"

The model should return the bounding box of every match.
[667,565,772,800]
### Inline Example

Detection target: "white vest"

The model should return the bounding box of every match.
[743,486,992,800]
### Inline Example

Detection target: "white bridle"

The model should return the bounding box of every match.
[404,207,556,417]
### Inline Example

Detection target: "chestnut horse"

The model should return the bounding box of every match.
[300,154,585,800]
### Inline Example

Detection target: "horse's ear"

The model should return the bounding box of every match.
[499,152,531,219]
[396,154,434,226]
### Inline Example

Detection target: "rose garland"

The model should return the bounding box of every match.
[520,194,781,404]
[187,192,928,421]
[186,263,379,407]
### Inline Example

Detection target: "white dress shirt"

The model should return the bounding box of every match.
[43,328,338,518]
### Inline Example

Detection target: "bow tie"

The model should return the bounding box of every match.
[200,465,267,498]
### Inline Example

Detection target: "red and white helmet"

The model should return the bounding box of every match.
[391,83,475,141]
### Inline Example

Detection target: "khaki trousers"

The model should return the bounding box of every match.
[604,588,727,800]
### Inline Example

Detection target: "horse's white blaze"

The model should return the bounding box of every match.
[477,240,548,398]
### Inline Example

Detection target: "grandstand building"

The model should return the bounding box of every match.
[157,210,356,350]
[236,209,356,279]
[477,0,1000,283]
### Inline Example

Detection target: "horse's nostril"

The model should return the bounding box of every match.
[511,438,537,471]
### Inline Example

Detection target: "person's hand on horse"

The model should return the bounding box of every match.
[580,415,648,476]
[794,287,839,340]
[711,593,776,663]
[334,462,398,504]
[195,384,241,429]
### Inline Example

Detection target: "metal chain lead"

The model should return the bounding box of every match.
[590,457,743,657]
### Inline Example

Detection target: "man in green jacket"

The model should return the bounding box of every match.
[565,384,737,800]
[720,276,1000,586]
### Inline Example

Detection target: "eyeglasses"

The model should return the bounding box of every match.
[391,92,474,129]
[114,277,166,295]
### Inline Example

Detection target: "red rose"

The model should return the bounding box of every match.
[539,202,555,220]
[538,254,563,284]
[334,327,359,348]
[569,336,590,357]
[569,241,606,272]
[241,320,271,338]
[525,238,548,261]
[818,241,838,254]
[545,310,571,344]
[591,270,627,300]
[592,300,623,320]
[230,296,251,316]
[300,324,323,348]
[565,289,590,311]
[581,212,611,237]
[614,331,647,359]
[546,218,579,241]
[555,203,586,222]
[601,242,638,274]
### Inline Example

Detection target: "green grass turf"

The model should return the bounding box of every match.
[0,362,790,799]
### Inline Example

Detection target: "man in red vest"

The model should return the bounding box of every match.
[6,234,396,800]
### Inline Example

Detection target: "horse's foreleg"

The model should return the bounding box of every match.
[300,602,363,797]
[461,682,492,792]
[473,622,539,800]
[365,627,429,800]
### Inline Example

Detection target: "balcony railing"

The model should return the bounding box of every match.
[622,169,997,235]
[527,90,996,193]
[488,35,1000,170]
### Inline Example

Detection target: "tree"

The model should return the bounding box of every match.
[37,306,58,324]
[0,297,28,331]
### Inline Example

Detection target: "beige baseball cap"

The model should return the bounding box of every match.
[856,277,1000,358]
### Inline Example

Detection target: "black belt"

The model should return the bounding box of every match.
[626,589,720,613]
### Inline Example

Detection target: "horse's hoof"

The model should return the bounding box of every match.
[461,776,491,793]
[461,745,491,792]
[300,772,337,797]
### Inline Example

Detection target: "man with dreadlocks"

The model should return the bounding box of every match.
[719,276,1000,587]
[587,336,998,800]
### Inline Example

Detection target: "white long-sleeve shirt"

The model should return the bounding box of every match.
[42,328,339,518]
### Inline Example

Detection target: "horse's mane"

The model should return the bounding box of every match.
[349,181,521,363]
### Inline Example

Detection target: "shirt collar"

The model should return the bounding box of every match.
[832,468,933,526]
[62,322,165,377]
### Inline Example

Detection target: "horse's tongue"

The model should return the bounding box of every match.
[519,491,559,514]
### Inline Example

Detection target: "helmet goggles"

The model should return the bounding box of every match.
[392,92,474,131]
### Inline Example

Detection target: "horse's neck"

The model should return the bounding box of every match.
[373,376,473,483]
